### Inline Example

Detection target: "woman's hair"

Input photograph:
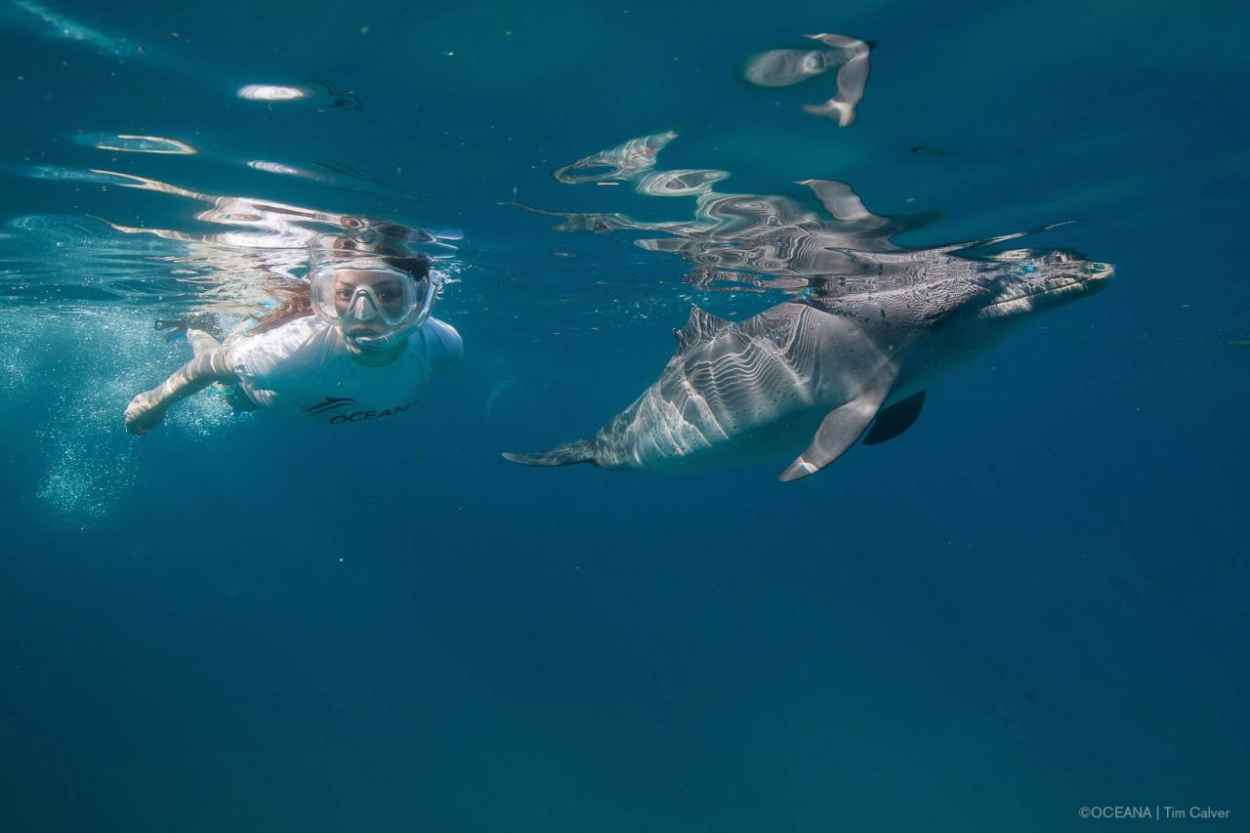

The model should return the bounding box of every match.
[249,251,432,335]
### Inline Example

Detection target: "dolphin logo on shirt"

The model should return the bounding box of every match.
[304,396,356,415]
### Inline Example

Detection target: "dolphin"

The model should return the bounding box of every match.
[503,249,1112,481]
[504,134,1114,481]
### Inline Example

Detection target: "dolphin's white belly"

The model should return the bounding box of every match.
[590,304,891,469]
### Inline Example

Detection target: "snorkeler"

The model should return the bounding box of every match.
[123,252,462,434]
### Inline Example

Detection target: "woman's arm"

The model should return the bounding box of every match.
[124,347,238,435]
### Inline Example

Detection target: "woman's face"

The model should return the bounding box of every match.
[332,269,408,336]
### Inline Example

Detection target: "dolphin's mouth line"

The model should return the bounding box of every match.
[979,265,1114,313]
[981,279,1086,310]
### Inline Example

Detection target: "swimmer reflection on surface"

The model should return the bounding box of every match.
[123,250,462,434]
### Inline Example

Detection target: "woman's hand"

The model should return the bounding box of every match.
[124,390,167,435]
[122,348,236,435]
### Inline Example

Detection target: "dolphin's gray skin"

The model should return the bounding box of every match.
[504,250,1112,481]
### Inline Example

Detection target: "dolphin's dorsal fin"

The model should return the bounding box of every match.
[673,306,732,354]
[779,373,895,482]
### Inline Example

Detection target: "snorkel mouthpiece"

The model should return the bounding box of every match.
[346,331,399,353]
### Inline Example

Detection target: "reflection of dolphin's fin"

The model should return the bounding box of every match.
[799,179,874,223]
[779,375,893,481]
[800,33,871,128]
[863,390,926,445]
[502,441,596,468]
[673,307,732,354]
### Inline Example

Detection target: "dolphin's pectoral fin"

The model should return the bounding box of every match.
[779,382,891,482]
[863,390,926,446]
[674,306,733,354]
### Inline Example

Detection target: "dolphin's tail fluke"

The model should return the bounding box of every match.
[502,439,596,468]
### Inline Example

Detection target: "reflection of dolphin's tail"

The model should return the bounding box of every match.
[501,440,596,467]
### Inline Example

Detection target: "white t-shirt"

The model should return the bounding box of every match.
[225,316,462,426]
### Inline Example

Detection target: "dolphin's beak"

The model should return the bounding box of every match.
[976,256,1115,319]
[1087,262,1115,285]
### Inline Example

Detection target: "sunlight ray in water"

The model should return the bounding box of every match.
[11,0,139,57]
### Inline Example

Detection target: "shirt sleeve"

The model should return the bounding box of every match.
[225,317,322,395]
[427,318,464,362]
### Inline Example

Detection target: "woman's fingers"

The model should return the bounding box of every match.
[124,392,163,435]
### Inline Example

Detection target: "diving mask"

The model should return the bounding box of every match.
[309,259,438,352]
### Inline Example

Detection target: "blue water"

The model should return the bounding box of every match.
[3,1,1248,830]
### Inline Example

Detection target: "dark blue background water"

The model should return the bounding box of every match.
[2,1,1247,830]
